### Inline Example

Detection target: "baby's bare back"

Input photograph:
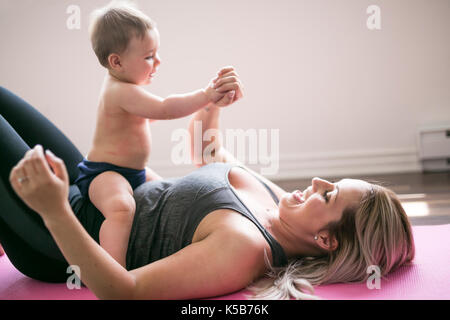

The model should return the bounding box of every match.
[87,78,152,170]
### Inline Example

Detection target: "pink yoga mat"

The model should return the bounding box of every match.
[1,224,449,300]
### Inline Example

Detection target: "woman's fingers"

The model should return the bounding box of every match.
[9,145,70,217]
[217,66,235,77]
[9,160,27,192]
[213,75,238,89]
[214,73,243,99]
[9,145,53,189]
[28,146,52,180]
[211,66,244,104]
[31,145,52,179]
[215,90,236,107]
[45,149,69,184]
[213,71,239,84]
[215,81,241,94]
[222,70,239,78]
[213,68,238,84]
[23,148,39,175]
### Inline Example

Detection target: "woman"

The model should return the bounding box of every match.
[0,77,415,299]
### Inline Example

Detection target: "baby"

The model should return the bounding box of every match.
[75,2,235,267]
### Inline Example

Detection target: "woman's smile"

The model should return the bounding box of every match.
[292,190,305,204]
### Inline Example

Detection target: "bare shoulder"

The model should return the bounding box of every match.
[101,78,162,120]
[214,148,286,198]
[201,225,268,281]
[230,164,287,201]
[103,78,138,106]
[194,208,269,252]
[216,217,270,273]
[244,167,287,199]
[219,220,268,250]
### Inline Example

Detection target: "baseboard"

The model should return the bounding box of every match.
[149,147,422,180]
[269,147,422,180]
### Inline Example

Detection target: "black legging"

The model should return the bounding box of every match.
[0,86,105,282]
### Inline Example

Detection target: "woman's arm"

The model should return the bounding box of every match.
[9,145,135,299]
[9,145,263,299]
[129,227,263,299]
[189,104,226,166]
[44,203,136,299]
[188,67,244,167]
[188,71,286,196]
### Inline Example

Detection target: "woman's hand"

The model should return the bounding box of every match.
[212,66,244,107]
[9,145,135,299]
[204,66,244,108]
[9,145,70,221]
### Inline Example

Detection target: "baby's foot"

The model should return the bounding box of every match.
[0,243,4,256]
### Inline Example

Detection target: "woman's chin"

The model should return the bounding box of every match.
[280,193,300,209]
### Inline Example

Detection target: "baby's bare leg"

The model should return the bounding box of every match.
[89,171,135,268]
[0,242,4,256]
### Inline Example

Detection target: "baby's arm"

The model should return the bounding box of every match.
[115,73,226,120]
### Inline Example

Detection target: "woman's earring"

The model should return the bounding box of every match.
[314,235,318,240]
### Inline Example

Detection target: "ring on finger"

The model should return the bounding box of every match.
[18,176,30,183]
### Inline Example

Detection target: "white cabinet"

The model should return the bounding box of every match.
[417,125,450,172]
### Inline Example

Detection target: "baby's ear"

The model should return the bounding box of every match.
[107,53,122,69]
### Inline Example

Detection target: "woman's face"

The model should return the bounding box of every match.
[279,177,371,242]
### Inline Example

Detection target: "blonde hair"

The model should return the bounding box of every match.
[88,1,156,68]
[248,183,416,300]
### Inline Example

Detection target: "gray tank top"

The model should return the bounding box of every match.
[126,162,288,270]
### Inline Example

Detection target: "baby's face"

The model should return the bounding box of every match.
[120,28,161,85]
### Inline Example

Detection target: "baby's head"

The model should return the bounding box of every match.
[89,1,160,85]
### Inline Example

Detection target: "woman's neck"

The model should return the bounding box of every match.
[267,212,324,259]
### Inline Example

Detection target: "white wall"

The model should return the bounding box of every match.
[1,0,449,180]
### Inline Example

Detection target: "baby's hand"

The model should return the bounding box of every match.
[204,66,242,106]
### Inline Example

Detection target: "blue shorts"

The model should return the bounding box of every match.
[74,158,146,198]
